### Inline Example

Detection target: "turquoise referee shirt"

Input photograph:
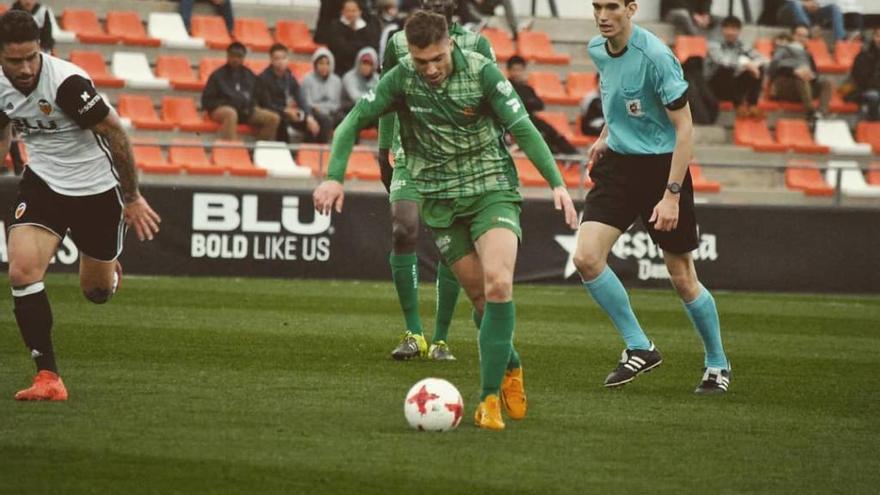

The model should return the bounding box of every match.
[588,24,689,155]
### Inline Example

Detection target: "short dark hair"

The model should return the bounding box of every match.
[404,10,448,49]
[506,55,526,70]
[791,24,809,35]
[227,41,247,54]
[721,16,742,29]
[269,43,288,56]
[0,10,40,47]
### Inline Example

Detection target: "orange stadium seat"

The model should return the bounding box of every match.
[560,162,592,188]
[132,139,181,174]
[117,94,175,130]
[0,5,6,14]
[565,72,598,102]
[69,51,124,88]
[674,35,707,63]
[212,141,267,177]
[536,111,593,146]
[513,156,546,186]
[829,90,858,113]
[689,163,721,193]
[775,119,829,154]
[156,55,203,91]
[805,39,846,73]
[834,40,862,71]
[245,59,269,74]
[753,38,773,59]
[572,116,598,147]
[199,57,226,84]
[295,149,327,176]
[106,11,160,47]
[733,118,788,152]
[62,9,120,44]
[481,28,515,62]
[275,20,317,54]
[528,72,579,105]
[161,96,219,133]
[360,128,378,140]
[191,15,232,50]
[785,162,834,196]
[517,31,570,65]
[855,122,880,153]
[170,140,222,175]
[234,18,273,52]
[866,163,880,185]
[347,149,380,181]
[289,61,313,80]
[3,140,26,173]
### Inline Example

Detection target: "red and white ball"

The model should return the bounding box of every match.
[403,378,463,432]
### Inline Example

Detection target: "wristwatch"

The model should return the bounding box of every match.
[666,182,682,194]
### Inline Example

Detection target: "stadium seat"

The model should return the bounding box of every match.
[62,9,120,44]
[253,141,312,178]
[775,119,829,154]
[191,15,232,50]
[867,163,880,185]
[528,72,579,105]
[148,12,206,49]
[674,35,707,63]
[200,58,226,84]
[753,38,773,59]
[234,18,273,52]
[565,72,598,102]
[733,118,788,152]
[360,128,378,140]
[69,51,124,88]
[824,160,880,198]
[117,94,175,130]
[132,139,181,174]
[834,40,862,70]
[785,161,834,196]
[347,148,381,181]
[106,11,160,47]
[572,116,598,147]
[111,52,170,90]
[161,96,219,133]
[289,61,312,80]
[828,90,859,113]
[245,59,269,74]
[513,156,546,186]
[813,120,872,155]
[536,111,592,147]
[169,140,222,175]
[481,28,515,62]
[855,122,880,153]
[560,162,592,189]
[156,55,204,91]
[211,140,267,177]
[517,31,570,65]
[295,148,327,176]
[275,20,318,54]
[805,39,846,73]
[689,163,721,193]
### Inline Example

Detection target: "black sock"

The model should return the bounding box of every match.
[13,285,57,373]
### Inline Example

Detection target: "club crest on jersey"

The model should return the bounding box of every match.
[15,202,26,219]
[626,99,644,117]
[38,99,52,115]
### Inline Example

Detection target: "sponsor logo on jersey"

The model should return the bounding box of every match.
[38,99,52,115]
[626,99,644,117]
[410,106,432,113]
[496,80,513,97]
[78,94,102,115]
[14,202,26,219]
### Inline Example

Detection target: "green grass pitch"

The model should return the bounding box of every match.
[1,274,878,494]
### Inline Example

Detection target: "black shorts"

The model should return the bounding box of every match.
[583,150,698,254]
[6,168,126,261]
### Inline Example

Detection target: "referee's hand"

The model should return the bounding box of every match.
[588,137,608,166]
[552,186,579,230]
[313,180,345,215]
[124,195,161,241]
[649,195,680,232]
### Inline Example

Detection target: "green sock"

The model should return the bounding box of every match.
[479,301,515,400]
[389,252,422,335]
[473,308,520,370]
[432,260,460,344]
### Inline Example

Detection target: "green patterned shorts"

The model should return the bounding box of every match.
[389,165,422,204]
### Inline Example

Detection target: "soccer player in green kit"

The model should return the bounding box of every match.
[378,0,496,362]
[314,11,579,430]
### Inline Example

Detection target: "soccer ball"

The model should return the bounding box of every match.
[404,378,463,432]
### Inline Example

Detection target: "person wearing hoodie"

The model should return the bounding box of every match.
[201,42,280,141]
[301,47,344,143]
[327,0,381,77]
[342,47,379,111]
[768,25,832,121]
[10,0,54,52]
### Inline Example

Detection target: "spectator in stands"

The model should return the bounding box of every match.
[202,42,280,141]
[777,0,846,41]
[579,74,604,136]
[327,0,381,77]
[259,44,323,143]
[706,16,767,118]
[342,47,379,111]
[377,0,406,62]
[180,0,234,35]
[459,0,532,40]
[768,26,832,122]
[10,1,53,52]
[849,27,880,120]
[506,56,578,155]
[301,47,344,143]
[661,0,719,38]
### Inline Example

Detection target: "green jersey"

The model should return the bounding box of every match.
[327,46,564,198]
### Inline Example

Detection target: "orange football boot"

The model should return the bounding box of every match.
[500,367,527,419]
[474,394,505,430]
[14,370,68,401]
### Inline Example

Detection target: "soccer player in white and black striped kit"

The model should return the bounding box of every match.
[1,11,161,400]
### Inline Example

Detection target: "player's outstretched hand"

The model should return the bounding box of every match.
[125,195,161,241]
[587,137,608,166]
[313,180,345,215]
[552,186,579,230]
[649,196,679,232]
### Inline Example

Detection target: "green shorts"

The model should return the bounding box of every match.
[389,165,422,204]
[421,190,522,265]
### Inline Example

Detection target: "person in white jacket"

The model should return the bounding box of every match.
[300,47,344,143]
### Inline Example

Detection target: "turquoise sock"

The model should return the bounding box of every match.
[583,266,651,350]
[473,308,520,370]
[683,285,728,369]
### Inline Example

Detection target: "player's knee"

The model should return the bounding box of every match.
[390,219,418,252]
[83,287,112,304]
[573,249,604,280]
[483,271,513,301]
[8,261,43,288]
[668,270,699,300]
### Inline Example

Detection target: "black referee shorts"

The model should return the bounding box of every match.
[6,168,126,262]
[583,150,698,254]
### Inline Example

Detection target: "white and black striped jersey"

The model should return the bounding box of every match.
[0,53,118,196]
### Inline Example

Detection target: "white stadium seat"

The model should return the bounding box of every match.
[254,141,313,178]
[111,52,170,90]
[814,120,872,156]
[48,9,76,43]
[148,12,206,50]
[825,160,880,198]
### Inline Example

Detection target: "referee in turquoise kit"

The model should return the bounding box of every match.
[572,0,731,394]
